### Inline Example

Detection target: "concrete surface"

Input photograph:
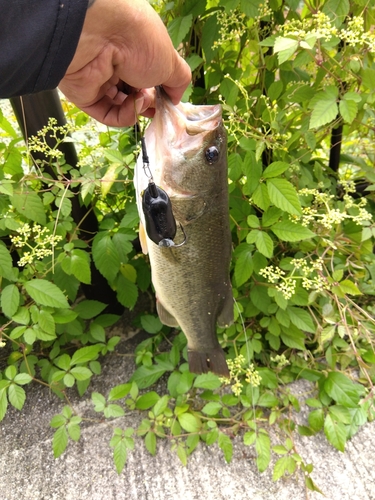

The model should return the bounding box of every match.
[1,327,375,500]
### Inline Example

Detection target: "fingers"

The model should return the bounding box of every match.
[161,52,192,104]
[79,90,154,127]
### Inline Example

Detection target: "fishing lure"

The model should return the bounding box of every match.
[140,137,186,248]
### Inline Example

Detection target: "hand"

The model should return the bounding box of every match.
[58,0,191,126]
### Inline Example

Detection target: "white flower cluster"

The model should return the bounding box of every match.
[10,224,62,266]
[220,355,261,396]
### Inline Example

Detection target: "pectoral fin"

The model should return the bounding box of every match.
[156,298,179,327]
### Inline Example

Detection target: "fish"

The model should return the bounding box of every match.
[134,87,233,377]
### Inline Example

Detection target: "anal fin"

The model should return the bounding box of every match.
[188,348,229,377]
[156,299,179,327]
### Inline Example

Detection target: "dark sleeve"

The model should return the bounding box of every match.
[0,0,89,98]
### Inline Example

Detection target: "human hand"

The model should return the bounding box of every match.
[58,0,191,127]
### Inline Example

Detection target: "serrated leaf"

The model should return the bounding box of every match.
[14,373,32,385]
[324,414,346,452]
[309,95,338,129]
[168,14,193,48]
[273,456,296,481]
[52,425,68,458]
[280,325,306,350]
[92,233,120,282]
[74,300,107,319]
[263,161,290,179]
[194,373,222,390]
[140,315,163,334]
[104,404,125,418]
[218,432,233,463]
[323,0,349,26]
[252,183,270,211]
[130,365,166,389]
[8,384,26,410]
[324,372,364,408]
[178,413,202,433]
[67,423,81,442]
[108,383,132,402]
[70,249,91,284]
[308,409,325,432]
[11,192,46,225]
[234,249,253,287]
[24,279,69,308]
[70,366,92,381]
[144,431,157,456]
[202,402,222,416]
[0,243,15,281]
[38,310,55,335]
[136,392,160,410]
[274,37,299,64]
[113,439,128,474]
[338,279,362,296]
[70,345,102,366]
[1,284,20,318]
[255,231,273,258]
[339,99,357,124]
[271,220,315,241]
[256,431,271,472]
[267,178,302,215]
[116,274,138,310]
[287,307,315,333]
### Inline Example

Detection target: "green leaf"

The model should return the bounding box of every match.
[13,373,32,385]
[136,392,160,410]
[218,432,233,463]
[67,422,81,442]
[309,89,338,129]
[202,402,222,416]
[280,325,306,350]
[271,220,315,241]
[113,439,128,474]
[263,161,290,179]
[1,284,20,318]
[144,431,157,456]
[287,307,315,333]
[186,54,203,72]
[273,456,296,481]
[324,372,364,408]
[130,365,166,389]
[74,300,107,319]
[24,279,69,308]
[308,409,324,432]
[70,367,92,381]
[339,99,357,124]
[108,383,132,401]
[92,232,120,282]
[140,315,163,334]
[70,249,91,284]
[273,37,299,64]
[337,279,362,296]
[168,14,193,48]
[234,249,253,287]
[252,183,270,211]
[255,231,273,258]
[324,414,346,452]
[116,274,138,310]
[38,310,55,335]
[11,192,46,225]
[256,431,271,472]
[323,0,349,26]
[8,384,26,410]
[104,404,125,418]
[267,178,302,215]
[194,373,222,390]
[70,345,102,366]
[52,425,68,458]
[178,413,201,433]
[0,243,15,281]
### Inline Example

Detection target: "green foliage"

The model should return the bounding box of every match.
[1,0,375,493]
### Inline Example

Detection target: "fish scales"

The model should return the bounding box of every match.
[135,88,233,376]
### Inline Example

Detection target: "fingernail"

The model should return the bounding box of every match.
[135,96,145,115]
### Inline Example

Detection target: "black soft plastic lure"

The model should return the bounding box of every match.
[142,182,177,247]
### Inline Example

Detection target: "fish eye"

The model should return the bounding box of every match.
[205,146,219,164]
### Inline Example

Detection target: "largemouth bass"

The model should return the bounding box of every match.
[134,88,233,377]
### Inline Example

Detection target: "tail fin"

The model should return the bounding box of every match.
[188,348,229,377]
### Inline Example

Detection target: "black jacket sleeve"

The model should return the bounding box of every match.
[0,0,89,98]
